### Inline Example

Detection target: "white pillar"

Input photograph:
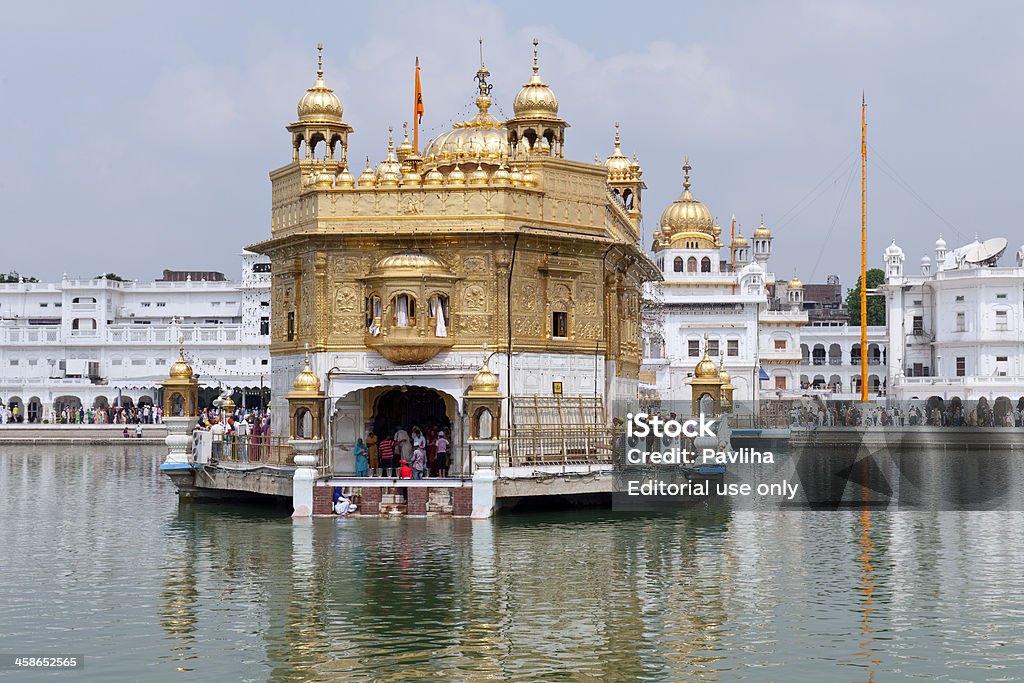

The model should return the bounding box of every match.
[469,438,498,518]
[290,439,322,517]
[162,416,197,467]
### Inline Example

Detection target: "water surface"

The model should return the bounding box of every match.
[2,444,1023,681]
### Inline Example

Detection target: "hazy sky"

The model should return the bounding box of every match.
[2,1,1021,285]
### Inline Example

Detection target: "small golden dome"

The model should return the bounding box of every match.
[630,153,642,177]
[296,46,344,124]
[661,157,715,242]
[512,39,560,119]
[423,167,444,186]
[371,252,452,277]
[357,157,377,187]
[733,232,748,248]
[753,221,771,238]
[402,165,422,187]
[469,355,501,395]
[605,124,633,179]
[509,165,523,186]
[335,165,355,188]
[396,122,415,161]
[694,353,719,379]
[292,353,322,394]
[376,128,402,184]
[468,162,489,185]
[314,165,334,187]
[521,165,537,187]
[168,346,193,379]
[447,164,467,186]
[789,274,803,289]
[718,367,731,383]
[492,163,511,187]
[712,222,722,237]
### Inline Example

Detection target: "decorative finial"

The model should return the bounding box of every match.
[760,212,764,224]
[683,155,691,190]
[479,37,485,68]
[403,121,408,138]
[388,126,394,149]
[614,121,621,147]
[178,336,184,358]
[316,43,324,79]
[532,37,539,74]
[304,341,310,365]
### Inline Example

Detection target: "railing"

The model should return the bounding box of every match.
[502,425,614,468]
[215,434,297,466]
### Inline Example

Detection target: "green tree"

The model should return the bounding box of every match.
[846,268,886,326]
[96,272,126,281]
[0,271,37,283]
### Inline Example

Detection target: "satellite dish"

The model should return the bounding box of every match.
[963,237,1007,266]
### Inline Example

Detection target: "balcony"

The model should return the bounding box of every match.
[366,324,453,364]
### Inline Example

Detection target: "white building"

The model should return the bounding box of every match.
[797,322,888,400]
[0,252,272,421]
[883,235,1024,402]
[642,160,809,402]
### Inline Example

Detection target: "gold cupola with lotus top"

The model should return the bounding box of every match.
[287,44,353,166]
[506,38,567,160]
[653,157,718,252]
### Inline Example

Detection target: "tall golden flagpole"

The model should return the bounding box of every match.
[860,93,869,402]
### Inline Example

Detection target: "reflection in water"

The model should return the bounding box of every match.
[3,445,1024,681]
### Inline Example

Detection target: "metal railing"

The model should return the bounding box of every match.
[502,425,614,468]
[215,434,296,466]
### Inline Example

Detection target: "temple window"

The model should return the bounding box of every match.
[687,257,697,273]
[366,295,382,336]
[552,311,568,339]
[673,257,684,272]
[427,293,449,337]
[700,257,711,272]
[287,312,295,341]
[392,294,416,328]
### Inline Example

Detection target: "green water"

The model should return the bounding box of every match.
[2,444,1023,681]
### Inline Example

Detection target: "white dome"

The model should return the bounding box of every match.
[935,234,947,250]
[884,239,904,258]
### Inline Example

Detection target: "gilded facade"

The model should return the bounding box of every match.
[250,44,659,472]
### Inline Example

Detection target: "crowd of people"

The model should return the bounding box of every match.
[0,402,164,425]
[792,399,1024,428]
[353,424,451,479]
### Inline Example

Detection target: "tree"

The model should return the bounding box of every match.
[96,272,126,281]
[0,271,38,283]
[846,268,886,326]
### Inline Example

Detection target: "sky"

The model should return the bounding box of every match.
[2,1,1021,286]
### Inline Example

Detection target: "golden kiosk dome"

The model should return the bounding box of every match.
[370,252,452,278]
[512,39,559,118]
[693,348,720,380]
[169,346,193,379]
[732,232,748,248]
[788,274,803,290]
[291,352,322,395]
[468,355,501,395]
[296,46,344,124]
[605,123,633,179]
[753,221,771,238]
[660,157,716,249]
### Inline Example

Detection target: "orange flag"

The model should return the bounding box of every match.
[414,57,425,152]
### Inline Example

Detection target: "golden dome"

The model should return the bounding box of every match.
[376,128,402,184]
[447,164,466,186]
[789,274,803,289]
[423,66,511,168]
[296,46,344,124]
[314,165,334,187]
[718,366,731,383]
[357,157,377,187]
[605,124,633,179]
[732,232,748,248]
[753,221,771,238]
[512,39,560,119]
[510,165,523,186]
[468,162,489,185]
[423,167,444,186]
[492,163,511,187]
[661,158,716,244]
[469,354,501,395]
[370,252,452,277]
[292,353,322,394]
[396,122,415,161]
[402,165,422,187]
[521,165,537,187]
[168,345,193,379]
[694,351,719,380]
[335,164,355,188]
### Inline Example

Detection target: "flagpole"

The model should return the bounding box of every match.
[414,57,421,154]
[860,92,869,403]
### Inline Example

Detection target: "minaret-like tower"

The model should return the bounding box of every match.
[752,215,772,267]
[604,124,644,224]
[506,38,568,159]
[286,44,354,167]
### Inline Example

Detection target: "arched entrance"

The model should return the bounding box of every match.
[372,386,451,437]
